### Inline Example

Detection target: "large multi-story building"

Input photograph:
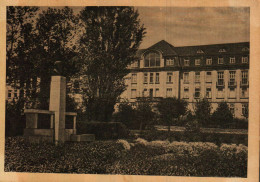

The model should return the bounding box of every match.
[120,40,249,118]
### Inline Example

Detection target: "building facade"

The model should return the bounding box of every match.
[120,40,249,118]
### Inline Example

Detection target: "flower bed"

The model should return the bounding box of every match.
[5,137,247,177]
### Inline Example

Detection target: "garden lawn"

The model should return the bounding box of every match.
[5,137,247,177]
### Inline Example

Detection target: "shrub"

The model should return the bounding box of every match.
[76,121,129,140]
[211,102,233,127]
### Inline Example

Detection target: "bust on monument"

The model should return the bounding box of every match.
[53,61,63,76]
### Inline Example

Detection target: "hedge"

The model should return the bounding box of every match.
[134,130,248,146]
[76,121,129,140]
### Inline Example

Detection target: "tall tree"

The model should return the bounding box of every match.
[6,6,39,107]
[34,7,79,109]
[78,7,146,121]
[156,97,187,133]
[194,98,212,126]
[211,102,234,127]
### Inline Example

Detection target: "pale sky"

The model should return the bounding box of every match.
[40,7,250,49]
[136,7,250,48]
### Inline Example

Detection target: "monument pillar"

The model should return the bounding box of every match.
[49,76,66,144]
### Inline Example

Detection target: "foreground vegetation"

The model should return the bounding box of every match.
[5,137,247,177]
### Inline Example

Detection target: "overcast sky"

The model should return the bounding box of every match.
[41,6,250,49]
[136,7,249,48]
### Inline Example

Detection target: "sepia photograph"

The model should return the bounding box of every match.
[1,4,258,181]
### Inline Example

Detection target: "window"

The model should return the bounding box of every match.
[166,88,172,97]
[184,59,190,66]
[194,87,200,98]
[230,57,235,64]
[166,58,174,66]
[206,72,212,83]
[218,57,224,64]
[217,88,224,98]
[241,87,248,98]
[143,89,148,97]
[195,59,201,66]
[229,71,236,86]
[229,104,235,116]
[131,89,136,98]
[229,87,236,98]
[131,73,137,83]
[184,87,189,98]
[217,72,224,86]
[132,61,138,68]
[14,90,18,98]
[8,90,12,98]
[143,73,148,83]
[206,87,212,98]
[242,103,248,117]
[149,89,153,98]
[155,73,160,83]
[167,72,173,83]
[150,73,154,83]
[195,72,200,83]
[184,72,189,83]
[206,58,212,65]
[242,56,248,63]
[144,51,160,67]
[219,49,226,52]
[241,71,248,85]
[155,88,159,97]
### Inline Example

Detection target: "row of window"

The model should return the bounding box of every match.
[130,87,248,99]
[131,70,249,85]
[139,56,249,68]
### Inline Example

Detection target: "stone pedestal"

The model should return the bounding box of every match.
[49,76,66,144]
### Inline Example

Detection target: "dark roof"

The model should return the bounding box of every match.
[137,40,249,57]
[147,40,178,56]
[174,42,250,56]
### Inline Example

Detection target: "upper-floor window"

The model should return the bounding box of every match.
[219,49,226,53]
[242,56,248,63]
[167,72,173,83]
[166,58,174,66]
[184,72,189,83]
[150,73,154,83]
[241,71,248,85]
[206,58,212,65]
[195,59,201,66]
[155,73,160,83]
[143,73,148,83]
[230,57,236,64]
[229,71,236,86]
[144,51,160,67]
[218,57,224,64]
[217,71,224,86]
[131,73,137,83]
[206,72,212,83]
[195,72,200,83]
[14,90,18,98]
[184,59,190,66]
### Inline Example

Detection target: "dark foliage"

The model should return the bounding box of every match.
[76,121,129,140]
[5,100,25,136]
[211,102,234,127]
[194,98,212,126]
